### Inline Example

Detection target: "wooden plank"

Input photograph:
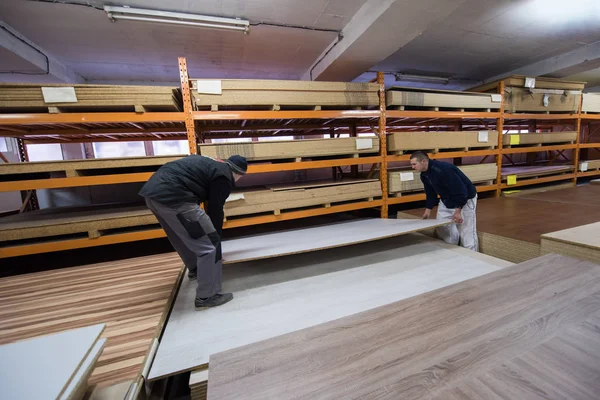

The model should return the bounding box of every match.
[386,88,500,110]
[221,218,450,264]
[502,132,577,146]
[582,93,600,113]
[0,324,105,400]
[267,178,379,191]
[60,338,107,400]
[148,234,511,381]
[387,131,498,152]
[580,159,600,172]
[192,79,379,92]
[469,75,586,92]
[540,222,600,263]
[206,254,600,400]
[388,164,497,194]
[501,165,574,179]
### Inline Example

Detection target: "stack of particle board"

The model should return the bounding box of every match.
[502,131,576,146]
[388,164,497,194]
[0,324,106,400]
[386,87,501,110]
[501,165,574,181]
[470,75,584,113]
[224,179,381,217]
[579,159,600,172]
[192,79,379,110]
[582,93,600,113]
[541,222,600,263]
[189,369,209,400]
[387,130,498,153]
[199,137,379,161]
[0,84,182,112]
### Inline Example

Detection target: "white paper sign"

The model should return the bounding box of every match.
[478,131,489,143]
[490,94,502,103]
[581,162,589,172]
[226,193,245,202]
[356,138,373,150]
[524,77,536,89]
[41,87,78,103]
[196,80,222,95]
[400,172,414,182]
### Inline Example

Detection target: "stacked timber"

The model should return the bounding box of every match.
[387,131,498,153]
[0,83,182,113]
[388,164,497,194]
[224,179,382,218]
[579,159,600,172]
[199,137,379,161]
[470,75,584,113]
[582,93,600,113]
[191,79,379,110]
[501,165,574,182]
[386,87,501,110]
[189,369,209,400]
[541,222,600,263]
[502,131,577,147]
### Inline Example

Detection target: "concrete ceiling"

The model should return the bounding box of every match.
[1,0,600,90]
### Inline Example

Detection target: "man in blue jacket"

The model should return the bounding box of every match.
[410,151,478,251]
[140,154,247,310]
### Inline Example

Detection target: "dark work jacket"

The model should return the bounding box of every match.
[139,155,234,235]
[420,159,476,210]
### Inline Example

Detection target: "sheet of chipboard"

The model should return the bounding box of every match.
[388,164,497,193]
[386,87,500,109]
[387,131,498,152]
[582,92,600,112]
[502,132,577,146]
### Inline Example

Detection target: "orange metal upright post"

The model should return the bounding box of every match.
[378,72,388,218]
[495,80,505,197]
[178,57,197,155]
[573,93,583,183]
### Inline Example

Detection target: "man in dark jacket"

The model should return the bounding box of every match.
[139,154,247,309]
[410,151,478,251]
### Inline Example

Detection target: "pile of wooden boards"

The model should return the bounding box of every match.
[189,369,209,400]
[199,137,379,161]
[387,130,498,153]
[388,164,497,194]
[582,93,600,113]
[470,75,584,113]
[224,180,382,218]
[192,79,379,110]
[580,159,600,172]
[501,165,574,181]
[502,131,576,146]
[386,87,501,110]
[541,221,600,263]
[0,324,106,400]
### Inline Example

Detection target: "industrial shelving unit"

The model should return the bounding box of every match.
[579,114,600,179]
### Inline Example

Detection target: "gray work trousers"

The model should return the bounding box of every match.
[145,198,222,299]
[435,195,479,252]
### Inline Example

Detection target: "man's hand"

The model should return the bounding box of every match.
[452,209,463,224]
[422,209,432,219]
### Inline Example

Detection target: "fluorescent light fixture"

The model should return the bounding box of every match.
[104,6,250,33]
[394,73,449,84]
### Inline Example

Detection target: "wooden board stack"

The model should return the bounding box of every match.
[541,221,600,263]
[502,131,577,146]
[579,159,600,172]
[225,180,382,218]
[189,369,209,400]
[0,84,182,113]
[0,324,106,400]
[582,92,600,113]
[470,75,584,113]
[387,131,498,153]
[386,87,501,110]
[388,164,497,194]
[199,137,379,161]
[192,79,379,110]
[501,165,574,182]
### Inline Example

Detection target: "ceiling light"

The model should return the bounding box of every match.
[104,6,250,34]
[394,73,450,84]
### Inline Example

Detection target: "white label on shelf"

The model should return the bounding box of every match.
[400,172,414,182]
[41,87,78,103]
[581,162,589,172]
[356,138,373,150]
[226,193,245,202]
[525,77,536,89]
[478,131,489,143]
[196,80,222,95]
[490,94,502,102]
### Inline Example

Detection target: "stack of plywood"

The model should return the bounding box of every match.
[0,84,182,112]
[192,79,379,110]
[0,324,106,400]
[541,222,600,263]
[502,132,577,146]
[189,369,209,400]
[386,87,501,110]
[582,93,600,113]
[388,164,497,194]
[199,137,379,161]
[387,131,498,153]
[580,159,600,172]
[470,75,584,113]
[501,165,574,181]
[224,180,381,217]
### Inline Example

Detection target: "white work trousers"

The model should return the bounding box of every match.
[435,195,478,251]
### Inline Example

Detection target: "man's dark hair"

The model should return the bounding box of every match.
[409,151,430,162]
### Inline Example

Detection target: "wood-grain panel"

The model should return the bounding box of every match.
[0,253,183,387]
[207,254,600,400]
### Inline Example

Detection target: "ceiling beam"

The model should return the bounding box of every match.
[0,20,84,83]
[302,0,466,82]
